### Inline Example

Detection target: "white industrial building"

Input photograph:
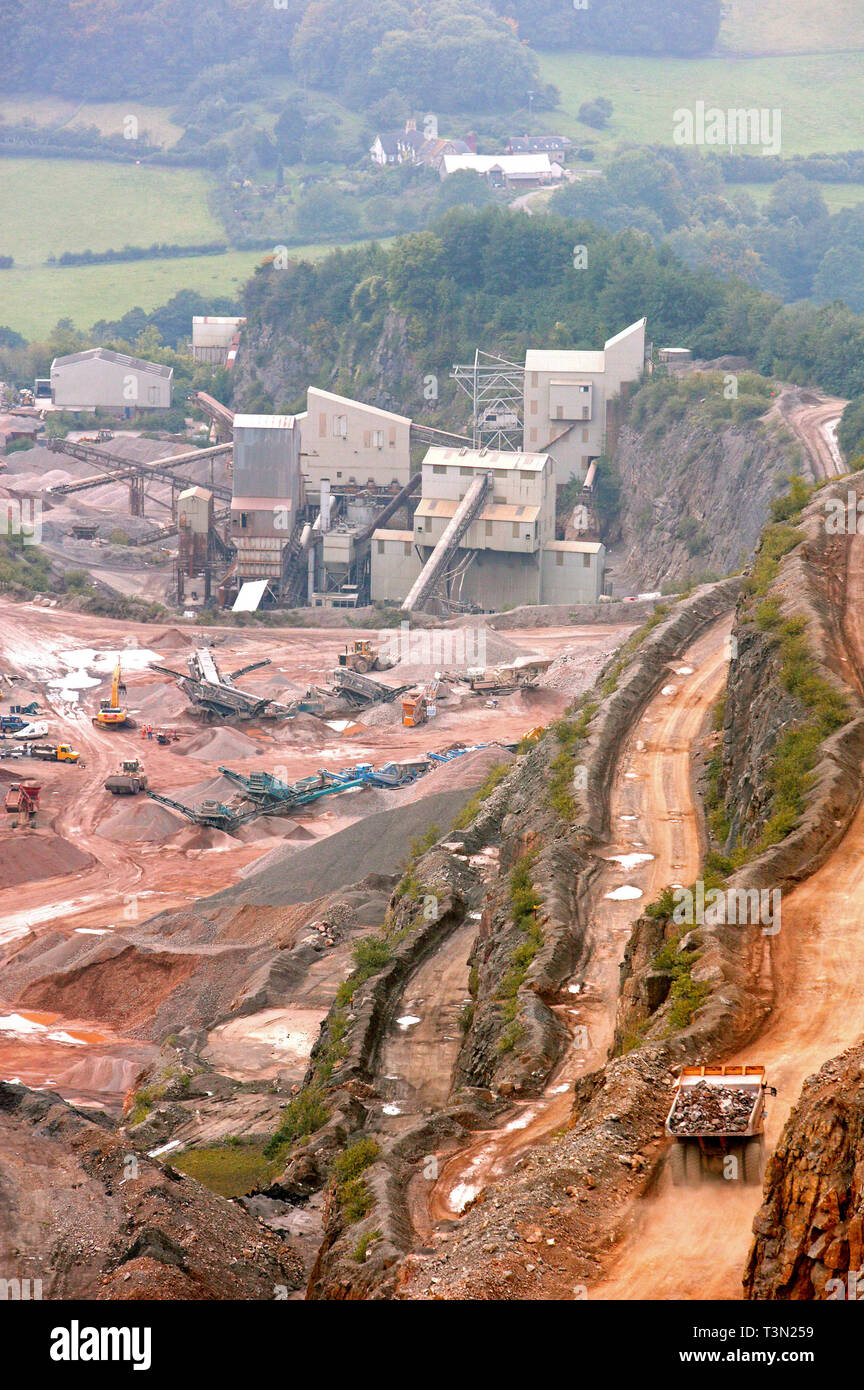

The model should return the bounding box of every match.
[523,318,646,484]
[371,445,605,610]
[49,347,173,415]
[192,316,245,366]
[439,152,564,187]
[295,387,412,499]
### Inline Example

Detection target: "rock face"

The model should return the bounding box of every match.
[0,1083,304,1300]
[612,397,797,592]
[713,476,864,870]
[232,310,430,422]
[745,1049,864,1300]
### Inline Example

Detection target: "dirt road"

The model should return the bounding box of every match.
[378,917,478,1124]
[421,619,731,1226]
[595,787,864,1298]
[595,537,864,1300]
[779,388,847,481]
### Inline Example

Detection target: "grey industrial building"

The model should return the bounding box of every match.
[192,316,246,366]
[229,414,304,597]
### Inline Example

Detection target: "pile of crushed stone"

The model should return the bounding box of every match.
[177,727,264,762]
[386,625,534,683]
[165,774,239,803]
[537,640,624,696]
[668,1082,757,1135]
[150,627,194,649]
[354,701,402,728]
[391,744,513,806]
[0,832,93,888]
[101,799,187,843]
[134,684,192,722]
[242,674,305,702]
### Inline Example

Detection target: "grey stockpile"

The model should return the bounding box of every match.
[211,788,474,908]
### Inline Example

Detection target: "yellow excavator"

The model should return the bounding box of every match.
[93,662,134,729]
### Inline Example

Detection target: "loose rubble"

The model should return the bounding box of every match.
[668,1081,755,1135]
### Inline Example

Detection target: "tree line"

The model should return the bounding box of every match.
[236,205,864,421]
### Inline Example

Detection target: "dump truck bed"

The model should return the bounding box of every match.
[666,1065,767,1139]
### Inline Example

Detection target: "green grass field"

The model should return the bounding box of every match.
[0,158,224,266]
[735,181,864,213]
[539,51,864,158]
[0,94,182,146]
[0,240,383,338]
[720,0,864,55]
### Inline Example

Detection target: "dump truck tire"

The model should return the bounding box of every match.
[669,1142,687,1187]
[683,1142,702,1186]
[741,1137,765,1186]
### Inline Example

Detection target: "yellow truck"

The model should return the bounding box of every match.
[29,743,80,764]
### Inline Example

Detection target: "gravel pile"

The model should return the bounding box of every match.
[178,727,263,761]
[537,642,622,696]
[150,627,194,649]
[134,684,191,721]
[668,1082,756,1135]
[388,626,533,683]
[101,800,187,843]
[360,701,403,728]
[391,744,513,806]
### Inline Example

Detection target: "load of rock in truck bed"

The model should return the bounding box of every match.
[668,1081,756,1135]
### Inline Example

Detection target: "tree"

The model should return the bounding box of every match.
[436,170,495,212]
[386,230,450,314]
[274,99,307,163]
[814,247,864,314]
[578,97,613,129]
[838,395,864,462]
[766,174,828,226]
[295,186,361,239]
[490,0,722,55]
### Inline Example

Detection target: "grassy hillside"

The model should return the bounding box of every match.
[0,95,182,145]
[539,51,864,157]
[0,241,385,338]
[720,0,864,55]
[737,181,864,213]
[0,158,223,267]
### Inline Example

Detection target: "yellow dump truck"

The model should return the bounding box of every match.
[666,1064,776,1186]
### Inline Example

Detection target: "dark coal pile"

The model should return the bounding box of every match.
[669,1082,756,1135]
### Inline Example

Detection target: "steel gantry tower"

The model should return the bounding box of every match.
[451,350,525,452]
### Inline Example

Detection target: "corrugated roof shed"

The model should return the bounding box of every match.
[51,347,172,378]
